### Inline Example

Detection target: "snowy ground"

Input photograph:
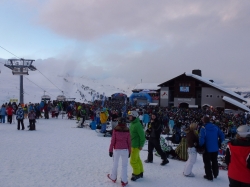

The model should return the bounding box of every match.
[0,116,229,187]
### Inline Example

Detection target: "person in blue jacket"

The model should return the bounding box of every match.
[199,116,225,181]
[142,111,150,129]
[0,104,7,123]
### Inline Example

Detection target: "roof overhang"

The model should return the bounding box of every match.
[223,96,250,112]
[185,73,247,103]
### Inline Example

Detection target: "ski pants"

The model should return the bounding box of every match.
[202,151,219,178]
[96,117,100,125]
[110,149,129,183]
[17,119,24,130]
[7,115,12,124]
[183,147,197,175]
[100,123,106,133]
[147,137,166,162]
[0,115,5,123]
[130,148,144,175]
[229,177,250,187]
[29,119,36,130]
[80,116,86,126]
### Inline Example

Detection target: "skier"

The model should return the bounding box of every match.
[144,113,169,166]
[183,123,199,177]
[16,105,25,130]
[107,117,131,187]
[225,125,250,187]
[6,104,13,124]
[128,110,145,181]
[28,110,36,130]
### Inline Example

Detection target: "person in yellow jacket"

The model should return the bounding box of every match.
[77,104,82,122]
[100,108,109,133]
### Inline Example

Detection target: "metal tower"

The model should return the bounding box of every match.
[4,59,36,104]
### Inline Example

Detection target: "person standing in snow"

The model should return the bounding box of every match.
[28,110,36,130]
[225,125,250,187]
[144,113,169,166]
[199,116,225,181]
[107,117,131,187]
[0,104,6,123]
[6,104,13,124]
[183,123,199,177]
[16,105,25,130]
[128,110,145,181]
[100,108,108,133]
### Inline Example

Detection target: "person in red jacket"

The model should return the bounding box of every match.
[6,105,13,124]
[225,125,250,187]
[107,117,131,187]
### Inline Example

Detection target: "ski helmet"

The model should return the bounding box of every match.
[128,110,139,118]
[236,125,250,138]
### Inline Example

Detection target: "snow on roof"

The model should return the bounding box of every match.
[133,83,160,91]
[223,96,250,112]
[185,73,247,103]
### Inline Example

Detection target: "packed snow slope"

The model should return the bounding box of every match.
[0,117,229,187]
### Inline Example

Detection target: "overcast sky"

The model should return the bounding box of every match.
[0,0,250,89]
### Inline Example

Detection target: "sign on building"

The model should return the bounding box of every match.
[161,91,168,99]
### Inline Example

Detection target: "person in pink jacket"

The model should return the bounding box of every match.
[107,117,131,187]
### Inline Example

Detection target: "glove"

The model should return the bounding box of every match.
[128,153,130,158]
[109,152,113,157]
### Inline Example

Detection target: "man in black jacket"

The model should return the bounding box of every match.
[144,113,169,166]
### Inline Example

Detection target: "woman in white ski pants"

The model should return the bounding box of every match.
[111,149,129,182]
[183,123,198,177]
[108,118,131,185]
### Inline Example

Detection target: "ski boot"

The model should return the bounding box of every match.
[131,173,142,181]
[161,159,169,166]
[121,181,128,186]
[107,174,116,183]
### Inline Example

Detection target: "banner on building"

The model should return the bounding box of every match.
[160,91,168,99]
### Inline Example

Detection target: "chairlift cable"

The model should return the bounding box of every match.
[24,77,56,98]
[36,69,62,92]
[0,45,20,59]
[0,45,69,98]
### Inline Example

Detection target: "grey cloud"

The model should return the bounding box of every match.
[13,0,250,89]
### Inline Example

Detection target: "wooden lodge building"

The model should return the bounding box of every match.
[158,70,249,112]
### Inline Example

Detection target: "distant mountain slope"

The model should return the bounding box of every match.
[0,60,133,103]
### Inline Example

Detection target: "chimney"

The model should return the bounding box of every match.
[192,69,202,77]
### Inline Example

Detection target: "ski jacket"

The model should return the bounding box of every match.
[185,128,199,148]
[16,108,24,120]
[6,107,13,115]
[142,114,150,124]
[225,139,250,184]
[109,124,131,154]
[147,119,162,139]
[28,112,36,120]
[28,105,35,112]
[23,106,28,114]
[0,107,6,115]
[80,109,86,117]
[100,111,108,124]
[199,123,225,152]
[129,118,145,148]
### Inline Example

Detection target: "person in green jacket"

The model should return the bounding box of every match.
[128,110,146,181]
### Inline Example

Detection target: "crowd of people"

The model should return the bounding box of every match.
[1,99,250,186]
